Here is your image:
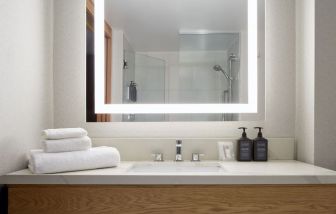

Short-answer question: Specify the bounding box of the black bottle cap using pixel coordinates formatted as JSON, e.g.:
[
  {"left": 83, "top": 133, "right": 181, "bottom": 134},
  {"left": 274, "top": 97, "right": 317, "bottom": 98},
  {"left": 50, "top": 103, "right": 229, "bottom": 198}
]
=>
[
  {"left": 254, "top": 127, "right": 263, "bottom": 137},
  {"left": 238, "top": 127, "right": 247, "bottom": 138}
]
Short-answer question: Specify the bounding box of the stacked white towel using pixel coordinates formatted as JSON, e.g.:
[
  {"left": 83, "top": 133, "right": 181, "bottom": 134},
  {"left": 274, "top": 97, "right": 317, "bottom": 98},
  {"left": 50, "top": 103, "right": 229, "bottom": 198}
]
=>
[
  {"left": 42, "top": 128, "right": 88, "bottom": 140},
  {"left": 42, "top": 136, "right": 92, "bottom": 153},
  {"left": 42, "top": 128, "right": 91, "bottom": 153},
  {"left": 28, "top": 147, "right": 120, "bottom": 174},
  {"left": 28, "top": 128, "right": 121, "bottom": 174}
]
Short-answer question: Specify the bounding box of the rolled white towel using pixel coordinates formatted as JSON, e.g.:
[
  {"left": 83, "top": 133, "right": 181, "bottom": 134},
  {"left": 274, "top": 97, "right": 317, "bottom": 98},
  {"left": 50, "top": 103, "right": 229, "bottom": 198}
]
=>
[
  {"left": 28, "top": 147, "right": 120, "bottom": 174},
  {"left": 42, "top": 128, "right": 87, "bottom": 140},
  {"left": 42, "top": 136, "right": 92, "bottom": 153}
]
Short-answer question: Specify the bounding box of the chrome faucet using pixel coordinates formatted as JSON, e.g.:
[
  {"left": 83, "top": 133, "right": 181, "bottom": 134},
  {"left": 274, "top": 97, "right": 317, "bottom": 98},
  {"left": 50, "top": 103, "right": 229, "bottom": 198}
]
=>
[
  {"left": 191, "top": 153, "right": 204, "bottom": 162},
  {"left": 152, "top": 153, "right": 164, "bottom": 162},
  {"left": 175, "top": 140, "right": 183, "bottom": 161}
]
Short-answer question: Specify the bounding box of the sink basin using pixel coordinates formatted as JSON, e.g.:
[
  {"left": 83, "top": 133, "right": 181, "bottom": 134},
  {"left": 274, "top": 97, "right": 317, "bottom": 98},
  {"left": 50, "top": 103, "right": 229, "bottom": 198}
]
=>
[{"left": 128, "top": 162, "right": 225, "bottom": 173}]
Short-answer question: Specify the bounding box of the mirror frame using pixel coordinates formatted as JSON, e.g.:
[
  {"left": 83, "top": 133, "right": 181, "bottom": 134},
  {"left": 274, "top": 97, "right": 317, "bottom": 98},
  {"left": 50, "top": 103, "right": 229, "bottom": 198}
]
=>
[{"left": 94, "top": 0, "right": 258, "bottom": 114}]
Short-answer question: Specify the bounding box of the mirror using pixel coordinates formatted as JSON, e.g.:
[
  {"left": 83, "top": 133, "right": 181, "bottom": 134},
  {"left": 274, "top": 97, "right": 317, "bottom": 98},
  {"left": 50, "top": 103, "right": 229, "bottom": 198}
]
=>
[{"left": 86, "top": 0, "right": 265, "bottom": 122}]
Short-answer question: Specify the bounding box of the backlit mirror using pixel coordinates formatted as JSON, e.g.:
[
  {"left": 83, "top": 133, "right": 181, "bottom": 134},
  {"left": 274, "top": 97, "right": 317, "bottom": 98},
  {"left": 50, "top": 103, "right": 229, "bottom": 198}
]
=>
[{"left": 86, "top": 0, "right": 265, "bottom": 122}]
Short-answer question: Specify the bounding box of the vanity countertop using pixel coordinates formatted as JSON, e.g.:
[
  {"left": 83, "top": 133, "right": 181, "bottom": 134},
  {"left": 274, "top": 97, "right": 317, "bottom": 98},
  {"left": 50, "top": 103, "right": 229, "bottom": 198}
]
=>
[{"left": 1, "top": 160, "right": 336, "bottom": 185}]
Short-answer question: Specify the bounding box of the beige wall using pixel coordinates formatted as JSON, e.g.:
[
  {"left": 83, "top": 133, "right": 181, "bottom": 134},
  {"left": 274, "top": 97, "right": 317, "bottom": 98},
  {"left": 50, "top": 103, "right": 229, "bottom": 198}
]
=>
[
  {"left": 295, "top": 0, "right": 315, "bottom": 164},
  {"left": 295, "top": 0, "right": 336, "bottom": 170},
  {"left": 53, "top": 0, "right": 296, "bottom": 139},
  {"left": 315, "top": 0, "right": 336, "bottom": 170},
  {"left": 0, "top": 0, "right": 54, "bottom": 175},
  {"left": 53, "top": 0, "right": 86, "bottom": 129},
  {"left": 264, "top": 0, "right": 296, "bottom": 137}
]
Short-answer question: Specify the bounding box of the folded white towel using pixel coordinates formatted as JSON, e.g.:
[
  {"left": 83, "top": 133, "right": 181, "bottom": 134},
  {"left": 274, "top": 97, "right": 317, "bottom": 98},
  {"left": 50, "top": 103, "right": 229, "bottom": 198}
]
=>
[
  {"left": 42, "top": 128, "right": 88, "bottom": 140},
  {"left": 42, "top": 136, "right": 92, "bottom": 153},
  {"left": 28, "top": 147, "right": 120, "bottom": 174}
]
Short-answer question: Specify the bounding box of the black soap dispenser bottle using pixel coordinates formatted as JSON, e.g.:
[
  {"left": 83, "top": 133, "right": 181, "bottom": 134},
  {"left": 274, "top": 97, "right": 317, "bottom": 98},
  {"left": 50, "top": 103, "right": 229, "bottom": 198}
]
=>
[
  {"left": 253, "top": 127, "right": 268, "bottom": 161},
  {"left": 237, "top": 127, "right": 253, "bottom": 161}
]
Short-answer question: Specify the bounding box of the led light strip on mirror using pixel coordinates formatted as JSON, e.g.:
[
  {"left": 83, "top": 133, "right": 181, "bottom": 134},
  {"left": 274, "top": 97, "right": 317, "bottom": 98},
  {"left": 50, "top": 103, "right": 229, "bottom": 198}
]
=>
[{"left": 94, "top": 0, "right": 258, "bottom": 114}]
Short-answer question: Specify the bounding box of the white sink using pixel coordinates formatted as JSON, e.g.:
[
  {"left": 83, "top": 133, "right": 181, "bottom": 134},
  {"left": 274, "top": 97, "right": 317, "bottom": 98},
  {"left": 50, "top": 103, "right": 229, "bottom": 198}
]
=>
[{"left": 128, "top": 162, "right": 225, "bottom": 173}]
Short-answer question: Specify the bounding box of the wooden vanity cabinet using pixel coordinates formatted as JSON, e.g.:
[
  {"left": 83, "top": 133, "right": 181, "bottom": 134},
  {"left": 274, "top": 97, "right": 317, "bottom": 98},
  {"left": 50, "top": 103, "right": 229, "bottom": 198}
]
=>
[{"left": 7, "top": 184, "right": 336, "bottom": 214}]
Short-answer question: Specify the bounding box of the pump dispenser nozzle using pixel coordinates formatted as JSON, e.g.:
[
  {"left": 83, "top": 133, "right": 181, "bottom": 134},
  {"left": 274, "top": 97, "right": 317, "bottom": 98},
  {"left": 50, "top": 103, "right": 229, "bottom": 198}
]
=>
[
  {"left": 254, "top": 127, "right": 263, "bottom": 137},
  {"left": 253, "top": 127, "right": 268, "bottom": 161},
  {"left": 237, "top": 127, "right": 253, "bottom": 161},
  {"left": 238, "top": 127, "right": 247, "bottom": 138}
]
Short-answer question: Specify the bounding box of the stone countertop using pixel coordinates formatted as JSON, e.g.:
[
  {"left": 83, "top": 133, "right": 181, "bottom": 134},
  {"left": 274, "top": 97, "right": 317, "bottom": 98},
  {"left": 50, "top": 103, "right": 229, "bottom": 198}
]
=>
[{"left": 1, "top": 160, "right": 336, "bottom": 185}]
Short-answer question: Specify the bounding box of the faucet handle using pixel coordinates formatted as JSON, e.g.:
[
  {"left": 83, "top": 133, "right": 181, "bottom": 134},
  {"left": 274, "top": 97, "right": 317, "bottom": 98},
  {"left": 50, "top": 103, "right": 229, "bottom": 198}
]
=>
[
  {"left": 191, "top": 153, "right": 205, "bottom": 162},
  {"left": 152, "top": 153, "right": 164, "bottom": 162}
]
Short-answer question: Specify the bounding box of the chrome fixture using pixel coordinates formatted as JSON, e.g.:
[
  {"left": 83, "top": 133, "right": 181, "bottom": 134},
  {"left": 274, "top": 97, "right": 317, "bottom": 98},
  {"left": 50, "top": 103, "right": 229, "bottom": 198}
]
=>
[
  {"left": 152, "top": 153, "right": 164, "bottom": 162},
  {"left": 213, "top": 54, "right": 240, "bottom": 121},
  {"left": 228, "top": 53, "right": 240, "bottom": 91},
  {"left": 228, "top": 53, "right": 240, "bottom": 62},
  {"left": 227, "top": 53, "right": 240, "bottom": 103},
  {"left": 213, "top": 64, "right": 233, "bottom": 121},
  {"left": 191, "top": 153, "right": 204, "bottom": 162},
  {"left": 175, "top": 140, "right": 183, "bottom": 161},
  {"left": 213, "top": 64, "right": 233, "bottom": 105},
  {"left": 126, "top": 114, "right": 135, "bottom": 121},
  {"left": 123, "top": 59, "right": 128, "bottom": 70},
  {"left": 213, "top": 65, "right": 232, "bottom": 81}
]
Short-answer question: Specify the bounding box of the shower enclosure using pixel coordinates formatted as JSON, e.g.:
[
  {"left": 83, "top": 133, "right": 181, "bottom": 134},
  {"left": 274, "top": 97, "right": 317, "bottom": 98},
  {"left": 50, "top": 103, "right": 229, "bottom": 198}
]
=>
[{"left": 122, "top": 33, "right": 242, "bottom": 122}]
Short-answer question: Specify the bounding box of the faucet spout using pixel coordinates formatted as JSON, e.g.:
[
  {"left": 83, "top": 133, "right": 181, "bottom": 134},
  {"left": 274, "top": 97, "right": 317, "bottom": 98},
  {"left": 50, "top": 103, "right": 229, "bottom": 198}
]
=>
[{"left": 175, "top": 140, "right": 183, "bottom": 161}]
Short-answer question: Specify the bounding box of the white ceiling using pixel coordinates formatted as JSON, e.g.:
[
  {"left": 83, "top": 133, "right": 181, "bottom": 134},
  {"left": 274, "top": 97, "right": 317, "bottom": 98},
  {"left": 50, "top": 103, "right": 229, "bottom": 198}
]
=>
[{"left": 105, "top": 0, "right": 248, "bottom": 52}]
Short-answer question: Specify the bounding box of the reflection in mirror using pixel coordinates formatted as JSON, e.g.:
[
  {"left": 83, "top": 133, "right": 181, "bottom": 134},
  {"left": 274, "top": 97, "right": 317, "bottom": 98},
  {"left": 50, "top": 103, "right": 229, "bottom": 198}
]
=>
[{"left": 86, "top": 0, "right": 264, "bottom": 122}]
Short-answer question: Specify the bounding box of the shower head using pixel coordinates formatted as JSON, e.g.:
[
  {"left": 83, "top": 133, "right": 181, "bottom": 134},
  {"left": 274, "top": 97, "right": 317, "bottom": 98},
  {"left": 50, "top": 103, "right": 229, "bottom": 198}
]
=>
[
  {"left": 213, "top": 65, "right": 232, "bottom": 81},
  {"left": 213, "top": 65, "right": 223, "bottom": 72}
]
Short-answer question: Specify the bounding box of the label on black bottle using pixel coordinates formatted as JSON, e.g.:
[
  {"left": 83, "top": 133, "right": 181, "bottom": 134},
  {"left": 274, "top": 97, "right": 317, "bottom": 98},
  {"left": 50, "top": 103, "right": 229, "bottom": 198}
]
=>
[
  {"left": 255, "top": 142, "right": 267, "bottom": 160},
  {"left": 239, "top": 141, "right": 252, "bottom": 160}
]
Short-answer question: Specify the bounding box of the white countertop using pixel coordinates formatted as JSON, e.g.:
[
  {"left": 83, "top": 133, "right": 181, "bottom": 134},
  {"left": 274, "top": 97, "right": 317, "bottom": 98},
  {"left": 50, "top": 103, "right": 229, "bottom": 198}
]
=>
[{"left": 1, "top": 160, "right": 336, "bottom": 185}]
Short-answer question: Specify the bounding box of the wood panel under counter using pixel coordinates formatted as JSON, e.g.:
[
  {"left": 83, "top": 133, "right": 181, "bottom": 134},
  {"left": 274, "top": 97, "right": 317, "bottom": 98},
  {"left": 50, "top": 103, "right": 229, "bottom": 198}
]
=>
[
  {"left": 7, "top": 184, "right": 336, "bottom": 214},
  {"left": 3, "top": 161, "right": 336, "bottom": 214}
]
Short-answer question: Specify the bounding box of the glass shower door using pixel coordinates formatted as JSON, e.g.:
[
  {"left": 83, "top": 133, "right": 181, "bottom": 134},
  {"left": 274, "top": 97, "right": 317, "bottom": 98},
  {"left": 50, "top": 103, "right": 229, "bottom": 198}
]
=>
[{"left": 132, "top": 54, "right": 166, "bottom": 122}]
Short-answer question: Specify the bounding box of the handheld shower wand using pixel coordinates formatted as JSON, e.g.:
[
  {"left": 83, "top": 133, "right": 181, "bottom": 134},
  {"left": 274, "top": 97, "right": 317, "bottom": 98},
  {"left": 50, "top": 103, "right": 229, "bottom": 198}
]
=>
[{"left": 213, "top": 65, "right": 233, "bottom": 81}]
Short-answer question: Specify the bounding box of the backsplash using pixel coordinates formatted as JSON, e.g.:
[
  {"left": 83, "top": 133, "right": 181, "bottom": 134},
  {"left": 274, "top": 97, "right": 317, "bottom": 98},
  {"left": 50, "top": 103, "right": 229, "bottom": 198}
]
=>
[{"left": 93, "top": 138, "right": 295, "bottom": 161}]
